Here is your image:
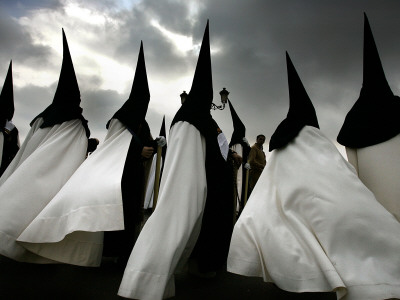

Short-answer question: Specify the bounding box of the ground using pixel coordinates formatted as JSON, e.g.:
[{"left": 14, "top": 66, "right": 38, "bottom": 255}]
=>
[{"left": 0, "top": 255, "right": 336, "bottom": 300}]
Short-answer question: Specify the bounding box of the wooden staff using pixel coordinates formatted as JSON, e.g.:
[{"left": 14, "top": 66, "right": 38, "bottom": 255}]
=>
[
  {"left": 152, "top": 145, "right": 162, "bottom": 211},
  {"left": 243, "top": 168, "right": 250, "bottom": 206}
]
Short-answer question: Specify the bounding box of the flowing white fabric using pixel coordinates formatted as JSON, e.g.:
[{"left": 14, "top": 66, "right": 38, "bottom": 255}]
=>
[
  {"left": 17, "top": 119, "right": 131, "bottom": 266},
  {"left": 227, "top": 126, "right": 400, "bottom": 300},
  {"left": 0, "top": 118, "right": 88, "bottom": 263},
  {"left": 118, "top": 121, "right": 207, "bottom": 300},
  {"left": 346, "top": 134, "right": 400, "bottom": 221},
  {"left": 0, "top": 118, "right": 44, "bottom": 185}
]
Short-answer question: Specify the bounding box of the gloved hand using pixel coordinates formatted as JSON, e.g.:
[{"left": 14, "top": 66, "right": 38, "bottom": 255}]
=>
[
  {"left": 4, "top": 120, "right": 15, "bottom": 134},
  {"left": 242, "top": 137, "right": 250, "bottom": 147},
  {"left": 155, "top": 136, "right": 167, "bottom": 147},
  {"left": 244, "top": 163, "right": 251, "bottom": 170}
]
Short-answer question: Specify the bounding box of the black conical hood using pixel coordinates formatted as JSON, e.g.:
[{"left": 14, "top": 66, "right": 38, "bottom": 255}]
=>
[
  {"left": 187, "top": 20, "right": 213, "bottom": 110},
  {"left": 159, "top": 115, "right": 166, "bottom": 137},
  {"left": 0, "top": 61, "right": 14, "bottom": 127},
  {"left": 269, "top": 52, "right": 319, "bottom": 151},
  {"left": 228, "top": 100, "right": 246, "bottom": 147},
  {"left": 30, "top": 29, "right": 89, "bottom": 137},
  {"left": 171, "top": 20, "right": 215, "bottom": 136},
  {"left": 52, "top": 29, "right": 81, "bottom": 106},
  {"left": 110, "top": 41, "right": 150, "bottom": 132},
  {"left": 337, "top": 14, "right": 400, "bottom": 148},
  {"left": 362, "top": 13, "right": 392, "bottom": 96}
]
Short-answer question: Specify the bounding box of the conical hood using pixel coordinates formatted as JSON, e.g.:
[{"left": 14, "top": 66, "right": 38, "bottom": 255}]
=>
[
  {"left": 362, "top": 13, "right": 392, "bottom": 96},
  {"left": 171, "top": 20, "right": 215, "bottom": 135},
  {"left": 269, "top": 52, "right": 319, "bottom": 151},
  {"left": 337, "top": 14, "right": 400, "bottom": 148},
  {"left": 228, "top": 100, "right": 246, "bottom": 147},
  {"left": 0, "top": 61, "right": 14, "bottom": 127},
  {"left": 30, "top": 29, "right": 89, "bottom": 137},
  {"left": 52, "top": 28, "right": 81, "bottom": 107},
  {"left": 110, "top": 41, "right": 150, "bottom": 132},
  {"left": 187, "top": 20, "right": 213, "bottom": 110},
  {"left": 159, "top": 115, "right": 166, "bottom": 137}
]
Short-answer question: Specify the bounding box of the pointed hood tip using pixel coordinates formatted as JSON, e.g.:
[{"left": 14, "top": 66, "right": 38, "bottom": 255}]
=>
[
  {"left": 0, "top": 59, "right": 15, "bottom": 123},
  {"left": 186, "top": 20, "right": 213, "bottom": 108},
  {"left": 337, "top": 13, "right": 398, "bottom": 148},
  {"left": 269, "top": 53, "right": 319, "bottom": 151},
  {"left": 110, "top": 41, "right": 150, "bottom": 132},
  {"left": 52, "top": 28, "right": 81, "bottom": 107},
  {"left": 228, "top": 99, "right": 246, "bottom": 147},
  {"left": 362, "top": 12, "right": 392, "bottom": 95}
]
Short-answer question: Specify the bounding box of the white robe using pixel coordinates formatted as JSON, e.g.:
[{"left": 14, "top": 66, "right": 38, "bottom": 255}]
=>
[
  {"left": 0, "top": 118, "right": 88, "bottom": 263},
  {"left": 17, "top": 119, "right": 132, "bottom": 267},
  {"left": 227, "top": 126, "right": 400, "bottom": 300},
  {"left": 346, "top": 134, "right": 400, "bottom": 221},
  {"left": 118, "top": 121, "right": 207, "bottom": 300},
  {"left": 0, "top": 118, "right": 45, "bottom": 185}
]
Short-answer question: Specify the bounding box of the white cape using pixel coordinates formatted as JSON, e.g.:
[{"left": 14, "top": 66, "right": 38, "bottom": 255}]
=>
[
  {"left": 17, "top": 119, "right": 131, "bottom": 267},
  {"left": 118, "top": 121, "right": 207, "bottom": 300},
  {"left": 0, "top": 118, "right": 46, "bottom": 185},
  {"left": 346, "top": 134, "right": 400, "bottom": 221},
  {"left": 0, "top": 118, "right": 88, "bottom": 263},
  {"left": 227, "top": 126, "right": 400, "bottom": 300}
]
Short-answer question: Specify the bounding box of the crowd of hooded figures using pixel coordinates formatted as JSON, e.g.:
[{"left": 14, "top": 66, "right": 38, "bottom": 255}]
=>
[{"left": 0, "top": 13, "right": 400, "bottom": 300}]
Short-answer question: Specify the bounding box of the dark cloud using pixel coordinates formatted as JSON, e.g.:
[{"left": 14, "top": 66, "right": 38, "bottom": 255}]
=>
[
  {"left": 1, "top": 0, "right": 400, "bottom": 151},
  {"left": 0, "top": 0, "right": 63, "bottom": 17},
  {"left": 0, "top": 12, "right": 54, "bottom": 69},
  {"left": 198, "top": 0, "right": 400, "bottom": 144}
]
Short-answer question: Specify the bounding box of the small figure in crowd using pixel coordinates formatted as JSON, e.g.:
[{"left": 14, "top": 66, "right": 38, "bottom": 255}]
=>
[{"left": 248, "top": 134, "right": 266, "bottom": 195}]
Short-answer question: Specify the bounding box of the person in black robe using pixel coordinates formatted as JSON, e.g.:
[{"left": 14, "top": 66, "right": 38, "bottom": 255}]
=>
[
  {"left": 102, "top": 42, "right": 163, "bottom": 267},
  {"left": 171, "top": 21, "right": 234, "bottom": 275},
  {"left": 0, "top": 61, "right": 19, "bottom": 177}
]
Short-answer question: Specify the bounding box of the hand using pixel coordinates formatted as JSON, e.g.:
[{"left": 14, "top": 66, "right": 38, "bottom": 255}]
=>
[
  {"left": 232, "top": 152, "right": 243, "bottom": 165},
  {"left": 4, "top": 120, "right": 15, "bottom": 134},
  {"left": 155, "top": 136, "right": 167, "bottom": 147},
  {"left": 244, "top": 163, "right": 251, "bottom": 170},
  {"left": 141, "top": 146, "right": 154, "bottom": 158}
]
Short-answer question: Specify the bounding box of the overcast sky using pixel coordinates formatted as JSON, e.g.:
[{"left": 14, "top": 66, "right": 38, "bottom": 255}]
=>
[{"left": 1, "top": 0, "right": 400, "bottom": 158}]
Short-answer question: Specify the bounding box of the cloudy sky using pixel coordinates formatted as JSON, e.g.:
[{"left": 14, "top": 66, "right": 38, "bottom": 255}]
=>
[{"left": 1, "top": 0, "right": 400, "bottom": 158}]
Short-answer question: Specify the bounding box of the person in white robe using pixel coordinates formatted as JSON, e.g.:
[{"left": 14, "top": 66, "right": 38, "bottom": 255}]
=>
[
  {"left": 337, "top": 14, "right": 400, "bottom": 221},
  {"left": 118, "top": 21, "right": 235, "bottom": 299},
  {"left": 227, "top": 52, "right": 400, "bottom": 300},
  {"left": 17, "top": 42, "right": 165, "bottom": 267},
  {"left": 0, "top": 29, "right": 92, "bottom": 263},
  {"left": 0, "top": 61, "right": 19, "bottom": 177}
]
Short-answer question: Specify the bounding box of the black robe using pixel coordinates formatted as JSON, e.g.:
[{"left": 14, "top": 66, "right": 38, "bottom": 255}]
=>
[
  {"left": 103, "top": 122, "right": 156, "bottom": 263},
  {"left": 0, "top": 127, "right": 19, "bottom": 177}
]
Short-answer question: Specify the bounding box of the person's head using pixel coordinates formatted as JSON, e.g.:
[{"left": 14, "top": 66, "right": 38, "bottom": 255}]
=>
[{"left": 256, "top": 134, "right": 266, "bottom": 146}]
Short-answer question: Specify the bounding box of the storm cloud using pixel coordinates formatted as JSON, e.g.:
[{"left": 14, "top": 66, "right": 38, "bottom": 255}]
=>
[{"left": 1, "top": 0, "right": 400, "bottom": 158}]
